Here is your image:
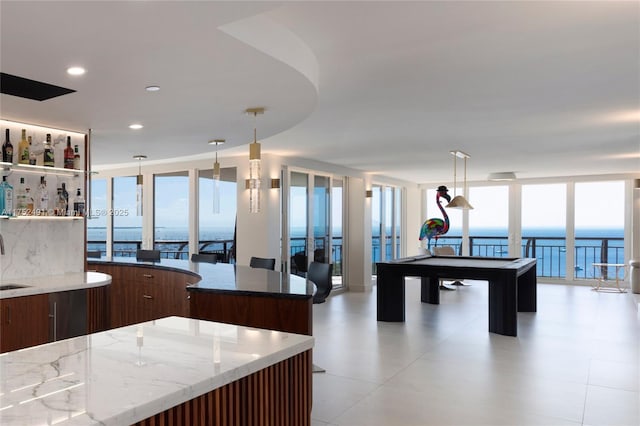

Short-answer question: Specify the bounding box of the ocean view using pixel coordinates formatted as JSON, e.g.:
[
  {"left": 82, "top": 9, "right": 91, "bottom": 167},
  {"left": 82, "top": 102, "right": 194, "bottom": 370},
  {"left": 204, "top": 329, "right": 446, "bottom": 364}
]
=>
[{"left": 87, "top": 226, "right": 624, "bottom": 280}]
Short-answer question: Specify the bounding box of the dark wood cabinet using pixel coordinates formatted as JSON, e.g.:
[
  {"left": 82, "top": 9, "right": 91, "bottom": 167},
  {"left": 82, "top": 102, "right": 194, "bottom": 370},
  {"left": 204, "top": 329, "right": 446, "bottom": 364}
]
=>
[
  {"left": 90, "top": 263, "right": 194, "bottom": 329},
  {"left": 0, "top": 294, "right": 50, "bottom": 353}
]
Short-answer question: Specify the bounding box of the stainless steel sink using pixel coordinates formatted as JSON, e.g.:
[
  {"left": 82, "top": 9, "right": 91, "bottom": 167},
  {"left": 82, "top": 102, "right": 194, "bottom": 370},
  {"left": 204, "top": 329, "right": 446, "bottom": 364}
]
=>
[{"left": 0, "top": 284, "right": 31, "bottom": 291}]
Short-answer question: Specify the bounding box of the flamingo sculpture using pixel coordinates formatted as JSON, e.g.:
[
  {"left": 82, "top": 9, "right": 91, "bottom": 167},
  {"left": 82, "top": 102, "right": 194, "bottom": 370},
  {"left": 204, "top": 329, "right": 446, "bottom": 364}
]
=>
[{"left": 419, "top": 185, "right": 451, "bottom": 250}]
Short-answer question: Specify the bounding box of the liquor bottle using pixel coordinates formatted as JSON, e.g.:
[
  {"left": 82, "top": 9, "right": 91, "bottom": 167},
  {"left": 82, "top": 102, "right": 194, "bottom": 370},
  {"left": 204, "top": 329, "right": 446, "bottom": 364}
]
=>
[
  {"left": 73, "top": 187, "right": 85, "bottom": 217},
  {"left": 73, "top": 145, "right": 81, "bottom": 169},
  {"left": 0, "top": 176, "right": 14, "bottom": 216},
  {"left": 2, "top": 129, "right": 14, "bottom": 163},
  {"left": 43, "top": 134, "right": 55, "bottom": 167},
  {"left": 38, "top": 176, "right": 49, "bottom": 215},
  {"left": 64, "top": 137, "right": 74, "bottom": 169},
  {"left": 25, "top": 186, "right": 34, "bottom": 214},
  {"left": 18, "top": 129, "right": 29, "bottom": 164},
  {"left": 15, "top": 177, "right": 28, "bottom": 215},
  {"left": 28, "top": 136, "right": 37, "bottom": 165},
  {"left": 55, "top": 187, "right": 65, "bottom": 216},
  {"left": 61, "top": 182, "right": 69, "bottom": 215}
]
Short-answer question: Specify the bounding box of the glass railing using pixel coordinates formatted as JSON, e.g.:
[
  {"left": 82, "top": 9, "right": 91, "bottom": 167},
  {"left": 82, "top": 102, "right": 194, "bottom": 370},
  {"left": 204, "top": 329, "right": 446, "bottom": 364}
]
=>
[{"left": 403, "top": 235, "right": 624, "bottom": 279}]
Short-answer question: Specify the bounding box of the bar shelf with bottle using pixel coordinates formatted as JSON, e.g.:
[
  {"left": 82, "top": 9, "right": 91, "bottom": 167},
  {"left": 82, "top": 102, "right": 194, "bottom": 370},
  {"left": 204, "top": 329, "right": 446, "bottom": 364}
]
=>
[
  {"left": 1, "top": 120, "right": 87, "bottom": 219},
  {"left": 0, "top": 161, "right": 84, "bottom": 176}
]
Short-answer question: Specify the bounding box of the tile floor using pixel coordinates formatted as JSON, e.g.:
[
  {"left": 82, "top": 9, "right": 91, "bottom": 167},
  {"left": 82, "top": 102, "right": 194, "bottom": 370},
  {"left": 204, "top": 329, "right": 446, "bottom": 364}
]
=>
[{"left": 310, "top": 279, "right": 639, "bottom": 426}]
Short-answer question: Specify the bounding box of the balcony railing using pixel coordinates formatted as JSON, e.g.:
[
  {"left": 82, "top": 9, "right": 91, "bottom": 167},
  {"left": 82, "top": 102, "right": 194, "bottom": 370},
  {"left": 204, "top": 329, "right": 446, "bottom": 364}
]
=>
[
  {"left": 402, "top": 235, "right": 624, "bottom": 279},
  {"left": 88, "top": 236, "right": 345, "bottom": 275},
  {"left": 90, "top": 234, "right": 623, "bottom": 280}
]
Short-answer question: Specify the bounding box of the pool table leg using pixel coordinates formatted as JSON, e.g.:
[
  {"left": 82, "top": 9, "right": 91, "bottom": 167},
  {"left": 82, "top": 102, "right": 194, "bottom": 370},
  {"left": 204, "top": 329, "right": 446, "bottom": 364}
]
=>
[
  {"left": 376, "top": 270, "right": 406, "bottom": 321},
  {"left": 488, "top": 277, "right": 518, "bottom": 336},
  {"left": 420, "top": 276, "right": 440, "bottom": 304},
  {"left": 517, "top": 266, "right": 537, "bottom": 312}
]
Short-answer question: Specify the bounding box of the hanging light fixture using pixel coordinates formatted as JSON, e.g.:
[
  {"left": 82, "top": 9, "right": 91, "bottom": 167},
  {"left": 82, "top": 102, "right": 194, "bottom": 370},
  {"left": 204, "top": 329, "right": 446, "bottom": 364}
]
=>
[
  {"left": 208, "top": 139, "right": 225, "bottom": 214},
  {"left": 245, "top": 107, "right": 265, "bottom": 213},
  {"left": 133, "top": 155, "right": 147, "bottom": 216},
  {"left": 446, "top": 150, "right": 474, "bottom": 209}
]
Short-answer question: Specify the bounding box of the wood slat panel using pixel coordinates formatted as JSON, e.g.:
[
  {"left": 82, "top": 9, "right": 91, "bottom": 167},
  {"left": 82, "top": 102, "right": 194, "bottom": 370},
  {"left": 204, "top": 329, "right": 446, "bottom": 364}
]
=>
[
  {"left": 86, "top": 285, "right": 110, "bottom": 333},
  {"left": 134, "top": 350, "right": 311, "bottom": 426}
]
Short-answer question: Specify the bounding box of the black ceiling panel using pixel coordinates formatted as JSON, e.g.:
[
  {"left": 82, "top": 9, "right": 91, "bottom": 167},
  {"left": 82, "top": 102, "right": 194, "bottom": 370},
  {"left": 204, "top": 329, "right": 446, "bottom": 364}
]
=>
[{"left": 0, "top": 72, "right": 76, "bottom": 101}]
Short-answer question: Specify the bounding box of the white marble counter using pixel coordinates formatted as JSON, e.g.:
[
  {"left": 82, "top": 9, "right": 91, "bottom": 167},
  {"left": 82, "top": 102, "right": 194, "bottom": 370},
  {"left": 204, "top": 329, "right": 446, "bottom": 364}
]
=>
[
  {"left": 0, "top": 316, "right": 314, "bottom": 425},
  {"left": 0, "top": 271, "right": 112, "bottom": 299}
]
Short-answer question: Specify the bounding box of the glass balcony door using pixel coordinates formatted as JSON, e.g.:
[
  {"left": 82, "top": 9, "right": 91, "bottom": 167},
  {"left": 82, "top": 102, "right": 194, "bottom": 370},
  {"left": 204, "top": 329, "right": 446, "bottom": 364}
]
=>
[{"left": 285, "top": 169, "right": 343, "bottom": 288}]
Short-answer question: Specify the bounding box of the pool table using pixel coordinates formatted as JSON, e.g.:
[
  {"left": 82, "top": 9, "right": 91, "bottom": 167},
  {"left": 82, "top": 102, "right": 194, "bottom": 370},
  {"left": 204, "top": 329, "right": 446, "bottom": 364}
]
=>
[{"left": 376, "top": 255, "right": 537, "bottom": 336}]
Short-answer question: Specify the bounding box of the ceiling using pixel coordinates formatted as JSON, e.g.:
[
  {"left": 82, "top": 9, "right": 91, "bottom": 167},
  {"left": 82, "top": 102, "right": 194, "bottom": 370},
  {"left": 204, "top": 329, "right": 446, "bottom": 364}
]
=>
[{"left": 1, "top": 1, "right": 638, "bottom": 184}]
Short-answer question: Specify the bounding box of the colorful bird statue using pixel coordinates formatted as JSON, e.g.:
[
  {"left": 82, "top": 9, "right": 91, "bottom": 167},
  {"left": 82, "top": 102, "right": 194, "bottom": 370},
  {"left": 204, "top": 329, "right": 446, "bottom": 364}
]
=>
[{"left": 419, "top": 185, "right": 451, "bottom": 250}]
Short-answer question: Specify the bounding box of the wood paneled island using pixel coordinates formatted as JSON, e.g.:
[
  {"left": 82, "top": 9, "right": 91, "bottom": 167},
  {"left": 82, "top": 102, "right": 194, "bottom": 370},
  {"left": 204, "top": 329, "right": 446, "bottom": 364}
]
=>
[{"left": 0, "top": 316, "right": 313, "bottom": 425}]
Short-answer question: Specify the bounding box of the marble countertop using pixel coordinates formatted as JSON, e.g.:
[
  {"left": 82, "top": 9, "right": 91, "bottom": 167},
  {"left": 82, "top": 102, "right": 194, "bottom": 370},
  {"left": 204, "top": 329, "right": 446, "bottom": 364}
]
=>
[
  {"left": 0, "top": 316, "right": 314, "bottom": 425},
  {"left": 90, "top": 257, "right": 315, "bottom": 299},
  {"left": 0, "top": 271, "right": 112, "bottom": 299}
]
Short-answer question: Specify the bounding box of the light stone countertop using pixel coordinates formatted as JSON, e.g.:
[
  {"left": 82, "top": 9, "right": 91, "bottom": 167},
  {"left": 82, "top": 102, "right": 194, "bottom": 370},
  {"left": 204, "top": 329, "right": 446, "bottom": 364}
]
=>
[
  {"left": 0, "top": 271, "right": 112, "bottom": 299},
  {"left": 0, "top": 316, "right": 314, "bottom": 425}
]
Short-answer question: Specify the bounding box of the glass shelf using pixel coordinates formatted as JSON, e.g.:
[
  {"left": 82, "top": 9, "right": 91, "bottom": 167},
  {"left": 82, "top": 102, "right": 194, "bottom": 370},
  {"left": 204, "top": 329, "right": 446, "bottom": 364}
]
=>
[{"left": 0, "top": 162, "right": 84, "bottom": 177}]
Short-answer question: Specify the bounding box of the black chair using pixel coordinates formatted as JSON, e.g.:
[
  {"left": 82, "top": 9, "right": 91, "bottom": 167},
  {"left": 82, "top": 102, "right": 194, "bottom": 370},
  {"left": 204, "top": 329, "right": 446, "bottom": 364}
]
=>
[
  {"left": 136, "top": 249, "right": 161, "bottom": 262},
  {"left": 191, "top": 253, "right": 217, "bottom": 264},
  {"left": 87, "top": 250, "right": 101, "bottom": 258},
  {"left": 249, "top": 256, "right": 276, "bottom": 270},
  {"left": 291, "top": 251, "right": 308, "bottom": 276},
  {"left": 308, "top": 261, "right": 333, "bottom": 304},
  {"left": 307, "top": 261, "right": 333, "bottom": 373}
]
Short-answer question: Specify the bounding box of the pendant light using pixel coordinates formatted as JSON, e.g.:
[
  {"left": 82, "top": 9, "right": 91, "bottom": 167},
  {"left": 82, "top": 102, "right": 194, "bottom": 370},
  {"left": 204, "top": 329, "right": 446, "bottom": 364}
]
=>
[
  {"left": 446, "top": 150, "right": 474, "bottom": 209},
  {"left": 246, "top": 107, "right": 265, "bottom": 213},
  {"left": 208, "top": 139, "right": 225, "bottom": 214},
  {"left": 133, "top": 155, "right": 147, "bottom": 216}
]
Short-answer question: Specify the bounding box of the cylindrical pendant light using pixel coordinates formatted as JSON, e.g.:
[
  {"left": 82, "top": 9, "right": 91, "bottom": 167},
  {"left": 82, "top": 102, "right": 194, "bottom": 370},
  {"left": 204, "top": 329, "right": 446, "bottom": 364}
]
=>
[
  {"left": 245, "top": 107, "right": 265, "bottom": 213},
  {"left": 208, "top": 139, "right": 225, "bottom": 214},
  {"left": 133, "top": 155, "right": 147, "bottom": 216}
]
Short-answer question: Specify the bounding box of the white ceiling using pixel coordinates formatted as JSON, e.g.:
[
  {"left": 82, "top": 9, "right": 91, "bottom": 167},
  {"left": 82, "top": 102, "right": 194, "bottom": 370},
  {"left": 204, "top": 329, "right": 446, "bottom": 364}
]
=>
[{"left": 1, "top": 1, "right": 638, "bottom": 183}]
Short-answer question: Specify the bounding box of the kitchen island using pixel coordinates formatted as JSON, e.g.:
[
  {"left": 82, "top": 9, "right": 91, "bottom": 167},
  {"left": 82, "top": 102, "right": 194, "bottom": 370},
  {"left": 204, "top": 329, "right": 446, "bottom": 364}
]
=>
[{"left": 0, "top": 316, "right": 314, "bottom": 425}]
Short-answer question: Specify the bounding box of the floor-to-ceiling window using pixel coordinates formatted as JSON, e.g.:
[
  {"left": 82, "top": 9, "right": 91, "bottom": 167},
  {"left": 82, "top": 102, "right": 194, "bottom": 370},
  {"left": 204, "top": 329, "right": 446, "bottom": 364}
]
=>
[
  {"left": 522, "top": 183, "right": 567, "bottom": 278},
  {"left": 153, "top": 172, "right": 189, "bottom": 259},
  {"left": 199, "top": 168, "right": 237, "bottom": 262},
  {"left": 289, "top": 171, "right": 309, "bottom": 275},
  {"left": 469, "top": 185, "right": 509, "bottom": 256},
  {"left": 313, "top": 175, "right": 330, "bottom": 263},
  {"left": 113, "top": 176, "right": 142, "bottom": 257},
  {"left": 575, "top": 180, "right": 625, "bottom": 279},
  {"left": 372, "top": 184, "right": 403, "bottom": 272},
  {"left": 332, "top": 178, "right": 344, "bottom": 287},
  {"left": 371, "top": 185, "right": 382, "bottom": 273},
  {"left": 87, "top": 178, "right": 107, "bottom": 255}
]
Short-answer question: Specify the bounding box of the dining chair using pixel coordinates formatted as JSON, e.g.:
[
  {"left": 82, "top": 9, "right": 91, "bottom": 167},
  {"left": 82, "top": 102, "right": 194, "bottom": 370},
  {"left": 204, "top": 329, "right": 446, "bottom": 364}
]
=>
[
  {"left": 136, "top": 249, "right": 161, "bottom": 262},
  {"left": 249, "top": 256, "right": 276, "bottom": 270},
  {"left": 191, "top": 253, "right": 218, "bottom": 264}
]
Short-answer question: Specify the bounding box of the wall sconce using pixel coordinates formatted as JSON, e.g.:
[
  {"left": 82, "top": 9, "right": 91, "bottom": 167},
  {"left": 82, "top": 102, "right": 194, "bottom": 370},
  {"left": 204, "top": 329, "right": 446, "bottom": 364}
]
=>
[
  {"left": 270, "top": 178, "right": 280, "bottom": 189},
  {"left": 446, "top": 150, "right": 474, "bottom": 209},
  {"left": 365, "top": 190, "right": 373, "bottom": 198},
  {"left": 246, "top": 107, "right": 265, "bottom": 213},
  {"left": 133, "top": 155, "right": 147, "bottom": 216},
  {"left": 208, "top": 139, "right": 225, "bottom": 214}
]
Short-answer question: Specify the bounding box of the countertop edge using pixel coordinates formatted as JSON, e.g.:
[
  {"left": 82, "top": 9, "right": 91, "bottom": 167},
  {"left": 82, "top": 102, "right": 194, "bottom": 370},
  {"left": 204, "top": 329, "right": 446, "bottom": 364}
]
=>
[{"left": 0, "top": 272, "right": 112, "bottom": 299}]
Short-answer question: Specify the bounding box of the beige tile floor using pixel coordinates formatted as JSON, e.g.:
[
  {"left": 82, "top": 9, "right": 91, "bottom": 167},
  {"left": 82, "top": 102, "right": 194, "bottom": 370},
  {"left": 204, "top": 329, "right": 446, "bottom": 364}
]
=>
[{"left": 310, "top": 279, "right": 639, "bottom": 426}]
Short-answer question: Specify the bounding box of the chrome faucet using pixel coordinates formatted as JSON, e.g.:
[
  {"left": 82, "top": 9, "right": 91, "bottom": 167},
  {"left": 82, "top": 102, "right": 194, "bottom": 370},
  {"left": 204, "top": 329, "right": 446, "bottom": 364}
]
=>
[{"left": 0, "top": 233, "right": 4, "bottom": 255}]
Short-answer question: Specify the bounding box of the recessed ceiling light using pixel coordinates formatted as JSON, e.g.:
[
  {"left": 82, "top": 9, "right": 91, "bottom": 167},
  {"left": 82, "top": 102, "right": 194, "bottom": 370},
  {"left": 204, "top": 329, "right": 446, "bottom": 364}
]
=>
[
  {"left": 129, "top": 124, "right": 143, "bottom": 130},
  {"left": 145, "top": 85, "right": 160, "bottom": 92},
  {"left": 66, "top": 67, "right": 86, "bottom": 76}
]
